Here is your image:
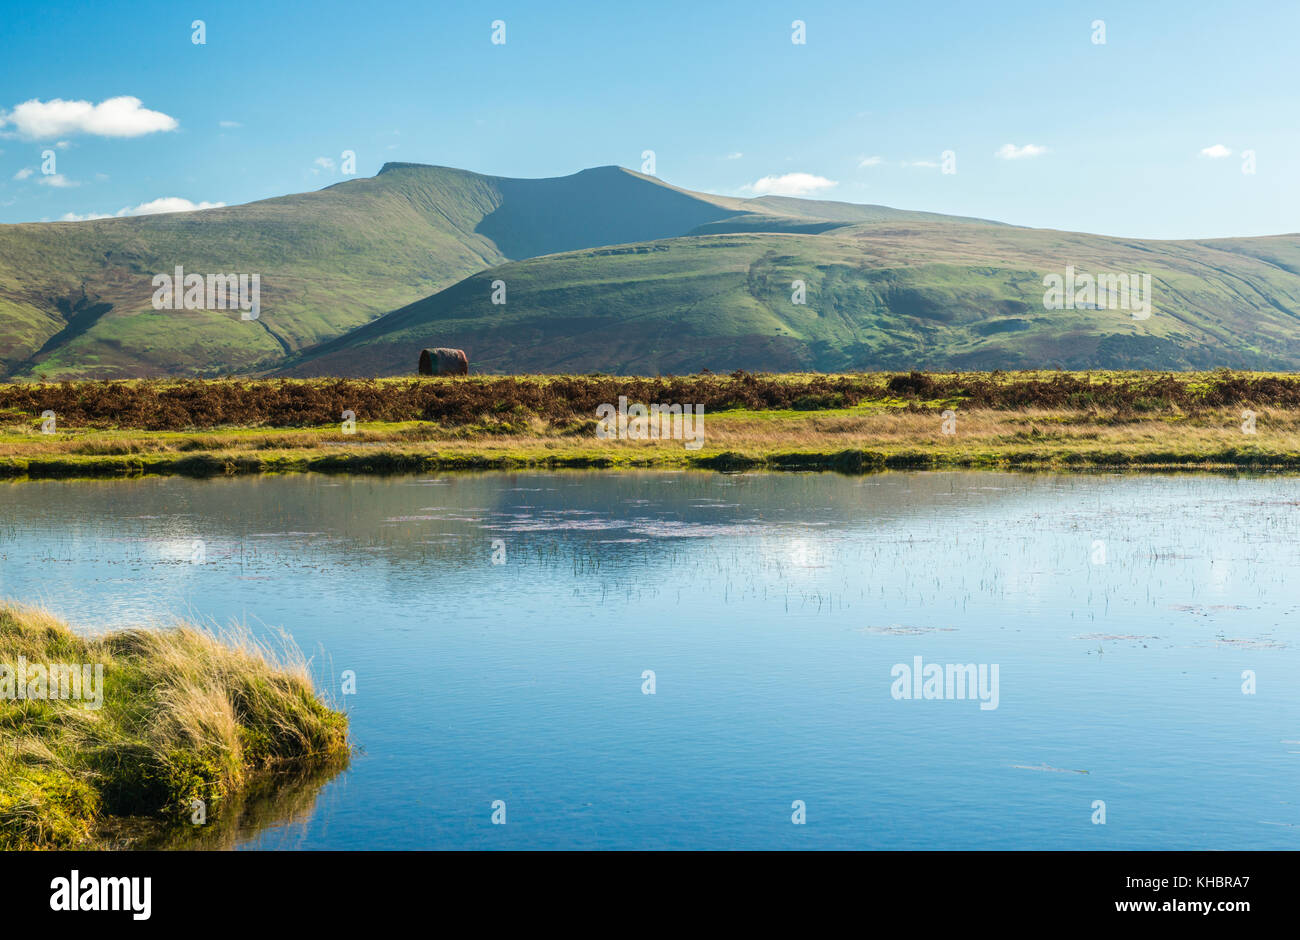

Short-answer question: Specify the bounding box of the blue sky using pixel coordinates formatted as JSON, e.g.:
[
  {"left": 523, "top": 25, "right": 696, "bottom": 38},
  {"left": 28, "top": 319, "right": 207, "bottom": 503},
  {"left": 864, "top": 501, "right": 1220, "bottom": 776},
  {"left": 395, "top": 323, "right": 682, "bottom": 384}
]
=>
[{"left": 0, "top": 0, "right": 1295, "bottom": 238}]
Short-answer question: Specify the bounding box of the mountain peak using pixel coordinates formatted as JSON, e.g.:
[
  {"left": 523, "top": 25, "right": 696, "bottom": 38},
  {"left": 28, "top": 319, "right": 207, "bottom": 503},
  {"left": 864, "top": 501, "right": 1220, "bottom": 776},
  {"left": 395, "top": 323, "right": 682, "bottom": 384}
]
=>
[
  {"left": 376, "top": 161, "right": 632, "bottom": 180},
  {"left": 377, "top": 161, "right": 450, "bottom": 175}
]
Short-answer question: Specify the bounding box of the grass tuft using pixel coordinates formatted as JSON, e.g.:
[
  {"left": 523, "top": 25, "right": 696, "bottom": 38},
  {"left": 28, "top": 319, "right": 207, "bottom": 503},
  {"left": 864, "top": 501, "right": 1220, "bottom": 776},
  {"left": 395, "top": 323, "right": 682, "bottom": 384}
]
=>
[{"left": 0, "top": 603, "right": 348, "bottom": 849}]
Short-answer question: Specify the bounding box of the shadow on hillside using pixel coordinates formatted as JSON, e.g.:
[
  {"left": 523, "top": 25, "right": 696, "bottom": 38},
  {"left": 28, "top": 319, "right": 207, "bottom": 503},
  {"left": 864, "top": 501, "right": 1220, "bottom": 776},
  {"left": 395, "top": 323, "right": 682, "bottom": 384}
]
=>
[{"left": 476, "top": 165, "right": 735, "bottom": 259}]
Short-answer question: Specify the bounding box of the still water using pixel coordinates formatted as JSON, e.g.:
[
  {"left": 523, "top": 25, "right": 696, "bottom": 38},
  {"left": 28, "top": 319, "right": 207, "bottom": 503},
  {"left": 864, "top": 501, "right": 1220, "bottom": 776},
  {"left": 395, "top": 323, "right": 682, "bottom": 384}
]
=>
[{"left": 1, "top": 470, "right": 1297, "bottom": 849}]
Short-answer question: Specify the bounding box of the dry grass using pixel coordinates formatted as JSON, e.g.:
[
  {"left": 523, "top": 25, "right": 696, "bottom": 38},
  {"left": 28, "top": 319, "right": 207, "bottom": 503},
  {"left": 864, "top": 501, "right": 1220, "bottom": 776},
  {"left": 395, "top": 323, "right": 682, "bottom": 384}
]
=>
[
  {"left": 2, "top": 404, "right": 1296, "bottom": 476},
  {"left": 3, "top": 371, "right": 1299, "bottom": 476},
  {"left": 0, "top": 603, "right": 348, "bottom": 849},
  {"left": 4, "top": 370, "right": 1300, "bottom": 431}
]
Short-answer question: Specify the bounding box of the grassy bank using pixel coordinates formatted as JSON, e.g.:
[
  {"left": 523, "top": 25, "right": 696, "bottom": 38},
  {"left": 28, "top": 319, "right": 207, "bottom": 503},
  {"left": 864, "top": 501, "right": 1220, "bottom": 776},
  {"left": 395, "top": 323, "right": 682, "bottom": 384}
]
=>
[
  {"left": 3, "top": 371, "right": 1300, "bottom": 477},
  {"left": 0, "top": 604, "right": 348, "bottom": 850}
]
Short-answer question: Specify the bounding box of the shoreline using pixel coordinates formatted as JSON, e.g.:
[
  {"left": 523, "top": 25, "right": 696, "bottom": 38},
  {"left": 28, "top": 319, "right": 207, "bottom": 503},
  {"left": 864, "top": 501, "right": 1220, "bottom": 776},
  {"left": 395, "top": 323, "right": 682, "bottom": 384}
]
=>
[{"left": 5, "top": 444, "right": 1300, "bottom": 480}]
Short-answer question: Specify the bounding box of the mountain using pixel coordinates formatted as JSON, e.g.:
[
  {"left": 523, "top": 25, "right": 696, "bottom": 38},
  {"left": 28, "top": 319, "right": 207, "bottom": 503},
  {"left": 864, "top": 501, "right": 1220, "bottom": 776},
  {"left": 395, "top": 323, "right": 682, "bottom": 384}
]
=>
[
  {"left": 5, "top": 162, "right": 1299, "bottom": 379},
  {"left": 0, "top": 163, "right": 993, "bottom": 380},
  {"left": 281, "top": 219, "right": 1300, "bottom": 376}
]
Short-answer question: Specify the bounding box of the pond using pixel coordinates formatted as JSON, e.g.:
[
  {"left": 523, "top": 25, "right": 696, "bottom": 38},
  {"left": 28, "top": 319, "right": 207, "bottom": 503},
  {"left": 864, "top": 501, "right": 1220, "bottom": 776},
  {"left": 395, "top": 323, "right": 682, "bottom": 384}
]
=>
[{"left": 1, "top": 470, "right": 1296, "bottom": 849}]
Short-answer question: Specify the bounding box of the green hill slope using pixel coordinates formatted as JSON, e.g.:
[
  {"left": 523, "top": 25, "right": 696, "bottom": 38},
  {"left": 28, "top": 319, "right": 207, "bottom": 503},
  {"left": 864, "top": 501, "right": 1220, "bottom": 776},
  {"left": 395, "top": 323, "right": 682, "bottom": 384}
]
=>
[
  {"left": 6, "top": 164, "right": 913, "bottom": 380},
  {"left": 281, "top": 222, "right": 1300, "bottom": 376},
  {"left": 8, "top": 161, "right": 1299, "bottom": 379}
]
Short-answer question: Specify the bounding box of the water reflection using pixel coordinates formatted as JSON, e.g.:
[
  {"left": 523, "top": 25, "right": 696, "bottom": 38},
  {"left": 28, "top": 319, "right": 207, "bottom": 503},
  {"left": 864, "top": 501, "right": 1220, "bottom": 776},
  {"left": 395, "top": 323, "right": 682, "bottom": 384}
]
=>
[
  {"left": 101, "top": 758, "right": 351, "bottom": 850},
  {"left": 1, "top": 471, "right": 1297, "bottom": 849}
]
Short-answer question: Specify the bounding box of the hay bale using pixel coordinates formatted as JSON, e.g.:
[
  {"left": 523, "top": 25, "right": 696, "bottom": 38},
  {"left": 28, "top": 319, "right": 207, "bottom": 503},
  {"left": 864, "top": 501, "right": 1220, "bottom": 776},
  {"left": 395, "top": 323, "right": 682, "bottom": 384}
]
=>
[{"left": 418, "top": 347, "right": 469, "bottom": 376}]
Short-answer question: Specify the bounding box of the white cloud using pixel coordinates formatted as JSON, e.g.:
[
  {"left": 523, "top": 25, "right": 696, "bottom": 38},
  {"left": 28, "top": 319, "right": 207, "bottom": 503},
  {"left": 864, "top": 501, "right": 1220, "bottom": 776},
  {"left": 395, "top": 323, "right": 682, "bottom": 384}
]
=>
[
  {"left": 903, "top": 160, "right": 938, "bottom": 168},
  {"left": 741, "top": 172, "right": 837, "bottom": 196},
  {"left": 13, "top": 166, "right": 77, "bottom": 185},
  {"left": 726, "top": 152, "right": 743, "bottom": 160},
  {"left": 219, "top": 120, "right": 241, "bottom": 128},
  {"left": 858, "top": 155, "right": 884, "bottom": 167},
  {"left": 995, "top": 143, "right": 1048, "bottom": 160},
  {"left": 125, "top": 197, "right": 224, "bottom": 215},
  {"left": 314, "top": 156, "right": 335, "bottom": 169},
  {"left": 0, "top": 96, "right": 178, "bottom": 139},
  {"left": 60, "top": 197, "right": 225, "bottom": 222},
  {"left": 1200, "top": 144, "right": 1232, "bottom": 159}
]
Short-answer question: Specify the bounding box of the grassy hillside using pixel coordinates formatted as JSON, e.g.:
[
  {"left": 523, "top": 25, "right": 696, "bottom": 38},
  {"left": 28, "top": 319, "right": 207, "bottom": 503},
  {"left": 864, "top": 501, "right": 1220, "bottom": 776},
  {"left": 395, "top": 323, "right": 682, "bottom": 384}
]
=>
[
  {"left": 7, "top": 160, "right": 1300, "bottom": 379},
  {"left": 0, "top": 165, "right": 500, "bottom": 379},
  {"left": 282, "top": 222, "right": 1300, "bottom": 376},
  {"left": 4, "top": 164, "right": 902, "bottom": 380}
]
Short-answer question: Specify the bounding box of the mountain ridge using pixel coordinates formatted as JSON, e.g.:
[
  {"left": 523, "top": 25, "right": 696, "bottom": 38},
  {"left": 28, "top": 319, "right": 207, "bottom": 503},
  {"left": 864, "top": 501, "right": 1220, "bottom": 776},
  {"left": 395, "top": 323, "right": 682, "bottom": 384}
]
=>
[{"left": 2, "top": 162, "right": 1298, "bottom": 380}]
